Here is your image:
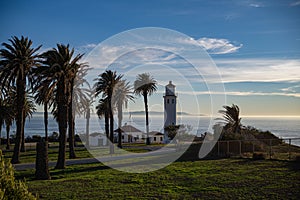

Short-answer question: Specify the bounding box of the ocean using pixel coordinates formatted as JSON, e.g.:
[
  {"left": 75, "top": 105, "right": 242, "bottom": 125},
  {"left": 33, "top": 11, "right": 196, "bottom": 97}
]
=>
[{"left": 1, "top": 113, "right": 300, "bottom": 146}]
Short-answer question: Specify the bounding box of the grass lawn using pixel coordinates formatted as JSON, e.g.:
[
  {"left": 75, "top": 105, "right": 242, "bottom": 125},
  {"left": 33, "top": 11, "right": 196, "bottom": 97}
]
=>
[
  {"left": 16, "top": 158, "right": 300, "bottom": 199},
  {"left": 1, "top": 144, "right": 151, "bottom": 163}
]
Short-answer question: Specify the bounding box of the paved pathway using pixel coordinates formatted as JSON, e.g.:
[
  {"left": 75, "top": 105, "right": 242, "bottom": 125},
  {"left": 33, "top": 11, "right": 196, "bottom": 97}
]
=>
[{"left": 13, "top": 147, "right": 176, "bottom": 171}]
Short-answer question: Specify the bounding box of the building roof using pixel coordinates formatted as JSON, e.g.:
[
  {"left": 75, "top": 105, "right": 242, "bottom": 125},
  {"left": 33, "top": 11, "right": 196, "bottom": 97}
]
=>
[
  {"left": 114, "top": 124, "right": 143, "bottom": 133},
  {"left": 149, "top": 131, "right": 164, "bottom": 136},
  {"left": 90, "top": 132, "right": 105, "bottom": 137}
]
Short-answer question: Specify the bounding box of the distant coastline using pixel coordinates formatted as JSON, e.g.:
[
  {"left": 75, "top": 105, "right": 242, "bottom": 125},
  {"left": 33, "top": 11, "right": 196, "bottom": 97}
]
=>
[{"left": 128, "top": 111, "right": 206, "bottom": 116}]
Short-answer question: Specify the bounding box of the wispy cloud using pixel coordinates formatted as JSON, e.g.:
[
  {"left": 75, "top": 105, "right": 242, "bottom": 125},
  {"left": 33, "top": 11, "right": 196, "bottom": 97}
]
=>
[
  {"left": 198, "top": 38, "right": 242, "bottom": 54},
  {"left": 81, "top": 43, "right": 97, "bottom": 49},
  {"left": 249, "top": 3, "right": 264, "bottom": 8},
  {"left": 177, "top": 37, "right": 243, "bottom": 54},
  {"left": 177, "top": 90, "right": 300, "bottom": 98},
  {"left": 215, "top": 58, "right": 300, "bottom": 83},
  {"left": 290, "top": 1, "right": 300, "bottom": 6}
]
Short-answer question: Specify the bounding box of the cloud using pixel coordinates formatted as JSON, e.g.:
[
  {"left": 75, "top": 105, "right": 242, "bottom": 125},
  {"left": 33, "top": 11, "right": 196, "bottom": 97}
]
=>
[
  {"left": 290, "top": 1, "right": 300, "bottom": 6},
  {"left": 214, "top": 58, "right": 300, "bottom": 83},
  {"left": 197, "top": 38, "right": 243, "bottom": 54},
  {"left": 177, "top": 37, "right": 243, "bottom": 54},
  {"left": 249, "top": 3, "right": 264, "bottom": 8},
  {"left": 177, "top": 90, "right": 300, "bottom": 98},
  {"left": 81, "top": 43, "right": 97, "bottom": 49}
]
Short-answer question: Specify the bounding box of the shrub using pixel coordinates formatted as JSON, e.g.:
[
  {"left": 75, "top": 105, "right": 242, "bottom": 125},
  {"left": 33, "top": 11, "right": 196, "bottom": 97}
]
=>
[
  {"left": 0, "top": 150, "right": 36, "bottom": 200},
  {"left": 295, "top": 155, "right": 300, "bottom": 163},
  {"left": 252, "top": 152, "right": 265, "bottom": 160}
]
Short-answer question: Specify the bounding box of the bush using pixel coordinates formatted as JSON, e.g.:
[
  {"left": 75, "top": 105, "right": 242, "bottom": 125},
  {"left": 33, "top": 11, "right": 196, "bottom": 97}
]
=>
[
  {"left": 0, "top": 150, "right": 36, "bottom": 200},
  {"left": 252, "top": 152, "right": 265, "bottom": 160},
  {"left": 295, "top": 155, "right": 300, "bottom": 163}
]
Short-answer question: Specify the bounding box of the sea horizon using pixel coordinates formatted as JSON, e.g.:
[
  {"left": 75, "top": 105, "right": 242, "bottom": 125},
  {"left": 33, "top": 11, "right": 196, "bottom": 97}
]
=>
[{"left": 1, "top": 112, "right": 299, "bottom": 146}]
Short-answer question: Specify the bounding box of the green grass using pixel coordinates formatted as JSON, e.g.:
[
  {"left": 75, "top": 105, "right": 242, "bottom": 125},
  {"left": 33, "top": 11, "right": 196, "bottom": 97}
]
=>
[
  {"left": 2, "top": 146, "right": 94, "bottom": 163},
  {"left": 15, "top": 159, "right": 300, "bottom": 199}
]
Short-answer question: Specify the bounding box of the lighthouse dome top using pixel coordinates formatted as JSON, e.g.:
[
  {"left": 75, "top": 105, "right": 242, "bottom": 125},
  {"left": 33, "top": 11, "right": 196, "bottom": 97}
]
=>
[{"left": 165, "top": 81, "right": 176, "bottom": 96}]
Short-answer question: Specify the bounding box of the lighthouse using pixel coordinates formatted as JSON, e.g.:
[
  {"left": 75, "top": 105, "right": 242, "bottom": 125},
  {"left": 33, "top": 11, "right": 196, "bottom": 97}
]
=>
[{"left": 163, "top": 81, "right": 177, "bottom": 141}]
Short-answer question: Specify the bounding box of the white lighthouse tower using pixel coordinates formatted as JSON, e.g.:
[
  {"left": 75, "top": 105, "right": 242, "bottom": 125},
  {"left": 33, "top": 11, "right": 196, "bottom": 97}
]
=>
[{"left": 163, "top": 81, "right": 177, "bottom": 141}]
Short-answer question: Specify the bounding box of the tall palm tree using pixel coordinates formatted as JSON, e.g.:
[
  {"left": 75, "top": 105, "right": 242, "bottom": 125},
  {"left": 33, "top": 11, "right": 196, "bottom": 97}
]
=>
[
  {"left": 134, "top": 73, "right": 157, "bottom": 145},
  {"left": 41, "top": 44, "right": 83, "bottom": 169},
  {"left": 81, "top": 87, "right": 94, "bottom": 148},
  {"left": 33, "top": 78, "right": 55, "bottom": 142},
  {"left": 0, "top": 91, "right": 14, "bottom": 147},
  {"left": 94, "top": 70, "right": 123, "bottom": 154},
  {"left": 96, "top": 97, "right": 110, "bottom": 142},
  {"left": 218, "top": 104, "right": 242, "bottom": 134},
  {"left": 113, "top": 80, "right": 134, "bottom": 148},
  {"left": 0, "top": 36, "right": 41, "bottom": 163},
  {"left": 68, "top": 64, "right": 89, "bottom": 158}
]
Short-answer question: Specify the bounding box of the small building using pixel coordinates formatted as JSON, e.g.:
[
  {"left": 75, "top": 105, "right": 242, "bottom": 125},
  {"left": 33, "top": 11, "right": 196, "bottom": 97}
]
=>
[
  {"left": 114, "top": 124, "right": 145, "bottom": 143},
  {"left": 89, "top": 132, "right": 107, "bottom": 146},
  {"left": 149, "top": 131, "right": 164, "bottom": 143}
]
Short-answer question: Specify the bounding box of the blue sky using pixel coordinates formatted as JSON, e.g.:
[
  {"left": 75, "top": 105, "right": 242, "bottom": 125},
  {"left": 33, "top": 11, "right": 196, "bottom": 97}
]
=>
[{"left": 1, "top": 0, "right": 300, "bottom": 116}]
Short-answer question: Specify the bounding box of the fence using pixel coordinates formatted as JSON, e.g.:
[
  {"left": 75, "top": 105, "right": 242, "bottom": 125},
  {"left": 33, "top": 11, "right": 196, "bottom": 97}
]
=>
[{"left": 205, "top": 138, "right": 300, "bottom": 160}]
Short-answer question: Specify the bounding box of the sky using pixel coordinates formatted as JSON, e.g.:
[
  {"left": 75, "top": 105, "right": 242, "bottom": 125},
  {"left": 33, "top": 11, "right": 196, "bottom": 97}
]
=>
[{"left": 1, "top": 0, "right": 300, "bottom": 116}]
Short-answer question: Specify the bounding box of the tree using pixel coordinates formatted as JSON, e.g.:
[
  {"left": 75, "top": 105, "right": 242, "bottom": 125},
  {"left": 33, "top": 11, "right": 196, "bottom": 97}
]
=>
[
  {"left": 0, "top": 92, "right": 14, "bottom": 148},
  {"left": 3, "top": 91, "right": 16, "bottom": 150},
  {"left": 164, "top": 125, "right": 180, "bottom": 140},
  {"left": 33, "top": 78, "right": 55, "bottom": 142},
  {"left": 68, "top": 64, "right": 89, "bottom": 158},
  {"left": 133, "top": 73, "right": 157, "bottom": 145},
  {"left": 94, "top": 70, "right": 123, "bottom": 153},
  {"left": 80, "top": 88, "right": 94, "bottom": 149},
  {"left": 218, "top": 104, "right": 242, "bottom": 134},
  {"left": 113, "top": 80, "right": 134, "bottom": 148},
  {"left": 0, "top": 36, "right": 41, "bottom": 163},
  {"left": 96, "top": 97, "right": 110, "bottom": 142},
  {"left": 41, "top": 44, "right": 83, "bottom": 169}
]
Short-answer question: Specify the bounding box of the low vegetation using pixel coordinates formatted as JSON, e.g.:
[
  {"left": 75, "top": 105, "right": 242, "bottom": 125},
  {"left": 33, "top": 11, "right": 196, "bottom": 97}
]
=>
[
  {"left": 15, "top": 158, "right": 300, "bottom": 199},
  {"left": 0, "top": 150, "right": 36, "bottom": 200}
]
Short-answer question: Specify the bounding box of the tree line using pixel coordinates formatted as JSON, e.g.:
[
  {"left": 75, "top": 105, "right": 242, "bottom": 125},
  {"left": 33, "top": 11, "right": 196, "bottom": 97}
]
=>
[{"left": 0, "top": 36, "right": 158, "bottom": 169}]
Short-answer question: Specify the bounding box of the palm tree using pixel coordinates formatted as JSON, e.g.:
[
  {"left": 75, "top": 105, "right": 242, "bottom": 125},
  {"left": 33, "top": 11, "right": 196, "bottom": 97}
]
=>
[
  {"left": 96, "top": 97, "right": 110, "bottom": 142},
  {"left": 0, "top": 36, "right": 41, "bottom": 163},
  {"left": 81, "top": 87, "right": 94, "bottom": 149},
  {"left": 113, "top": 80, "right": 134, "bottom": 148},
  {"left": 218, "top": 104, "right": 242, "bottom": 134},
  {"left": 68, "top": 64, "right": 89, "bottom": 158},
  {"left": 33, "top": 78, "right": 55, "bottom": 142},
  {"left": 134, "top": 73, "right": 157, "bottom": 145},
  {"left": 0, "top": 91, "right": 14, "bottom": 148},
  {"left": 41, "top": 44, "right": 83, "bottom": 169},
  {"left": 94, "top": 70, "right": 123, "bottom": 153}
]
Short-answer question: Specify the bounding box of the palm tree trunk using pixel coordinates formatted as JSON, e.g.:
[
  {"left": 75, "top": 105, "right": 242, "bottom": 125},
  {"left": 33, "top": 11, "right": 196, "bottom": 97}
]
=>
[
  {"left": 105, "top": 112, "right": 109, "bottom": 139},
  {"left": 68, "top": 101, "right": 76, "bottom": 159},
  {"left": 68, "top": 77, "right": 76, "bottom": 159},
  {"left": 21, "top": 111, "right": 26, "bottom": 152},
  {"left": 44, "top": 103, "right": 48, "bottom": 141},
  {"left": 117, "top": 104, "right": 123, "bottom": 148},
  {"left": 11, "top": 77, "right": 25, "bottom": 164},
  {"left": 108, "top": 97, "right": 114, "bottom": 154},
  {"left": 55, "top": 85, "right": 68, "bottom": 169},
  {"left": 85, "top": 107, "right": 90, "bottom": 148},
  {"left": 6, "top": 124, "right": 10, "bottom": 150},
  {"left": 0, "top": 121, "right": 2, "bottom": 146},
  {"left": 143, "top": 93, "right": 150, "bottom": 145}
]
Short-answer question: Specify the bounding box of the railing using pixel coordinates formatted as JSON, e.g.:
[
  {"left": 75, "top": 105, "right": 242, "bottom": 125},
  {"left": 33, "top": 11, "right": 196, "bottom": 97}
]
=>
[{"left": 202, "top": 138, "right": 300, "bottom": 160}]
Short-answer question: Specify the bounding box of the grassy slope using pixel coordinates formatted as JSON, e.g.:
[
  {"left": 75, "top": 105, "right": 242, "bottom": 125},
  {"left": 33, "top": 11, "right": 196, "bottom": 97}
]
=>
[{"left": 16, "top": 159, "right": 300, "bottom": 200}]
